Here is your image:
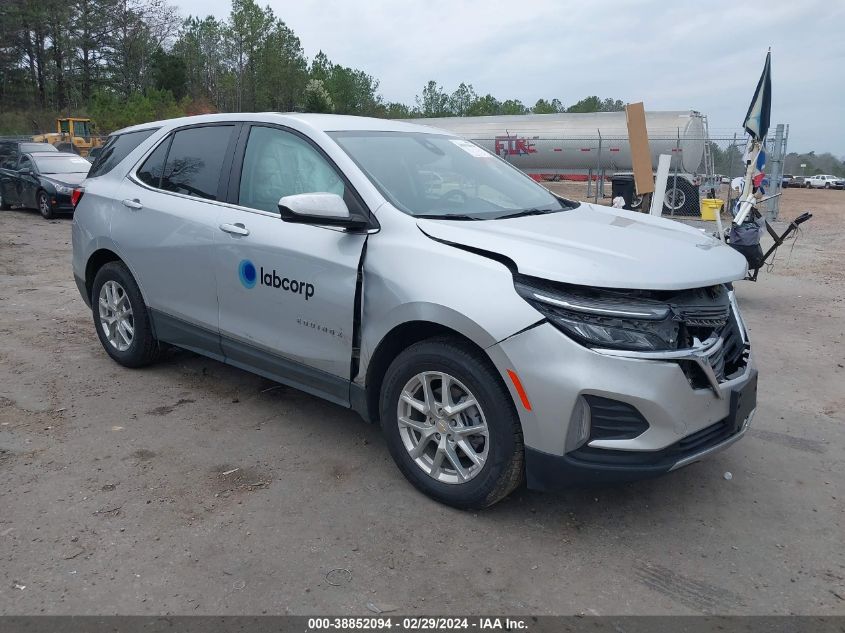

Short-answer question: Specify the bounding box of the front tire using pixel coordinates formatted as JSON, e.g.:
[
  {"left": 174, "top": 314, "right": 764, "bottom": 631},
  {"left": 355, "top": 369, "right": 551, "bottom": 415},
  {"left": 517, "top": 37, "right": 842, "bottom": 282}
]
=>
[
  {"left": 0, "top": 191, "right": 10, "bottom": 210},
  {"left": 37, "top": 190, "right": 53, "bottom": 219},
  {"left": 825, "top": 182, "right": 831, "bottom": 189},
  {"left": 380, "top": 337, "right": 524, "bottom": 509},
  {"left": 91, "top": 261, "right": 160, "bottom": 368}
]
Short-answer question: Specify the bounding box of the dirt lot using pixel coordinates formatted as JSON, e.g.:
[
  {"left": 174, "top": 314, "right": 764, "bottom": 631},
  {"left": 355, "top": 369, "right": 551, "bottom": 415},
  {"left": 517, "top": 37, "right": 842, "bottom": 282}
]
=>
[{"left": 0, "top": 188, "right": 843, "bottom": 615}]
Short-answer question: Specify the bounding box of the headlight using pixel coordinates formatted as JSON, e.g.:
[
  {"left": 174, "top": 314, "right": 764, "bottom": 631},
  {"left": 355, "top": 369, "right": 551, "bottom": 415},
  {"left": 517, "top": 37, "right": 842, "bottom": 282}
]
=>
[
  {"left": 55, "top": 184, "right": 73, "bottom": 195},
  {"left": 514, "top": 277, "right": 680, "bottom": 351}
]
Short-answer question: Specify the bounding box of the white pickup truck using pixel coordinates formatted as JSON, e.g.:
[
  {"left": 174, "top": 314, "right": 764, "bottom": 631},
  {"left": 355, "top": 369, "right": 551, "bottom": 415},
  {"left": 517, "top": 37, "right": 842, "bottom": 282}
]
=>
[{"left": 805, "top": 174, "right": 844, "bottom": 189}]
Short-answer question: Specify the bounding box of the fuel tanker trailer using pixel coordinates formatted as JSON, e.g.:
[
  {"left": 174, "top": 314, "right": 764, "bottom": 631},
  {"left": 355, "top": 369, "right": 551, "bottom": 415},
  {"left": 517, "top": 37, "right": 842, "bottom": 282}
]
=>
[{"left": 411, "top": 110, "right": 707, "bottom": 215}]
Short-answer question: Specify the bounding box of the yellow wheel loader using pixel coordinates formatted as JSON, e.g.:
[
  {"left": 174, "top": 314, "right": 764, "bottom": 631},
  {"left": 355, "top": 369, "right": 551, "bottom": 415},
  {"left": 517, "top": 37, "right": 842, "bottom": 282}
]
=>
[{"left": 32, "top": 117, "right": 103, "bottom": 157}]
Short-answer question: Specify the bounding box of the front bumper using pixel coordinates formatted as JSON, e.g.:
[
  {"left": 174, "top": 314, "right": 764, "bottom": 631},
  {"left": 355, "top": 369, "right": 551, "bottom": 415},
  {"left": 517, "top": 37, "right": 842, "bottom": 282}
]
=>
[
  {"left": 46, "top": 191, "right": 74, "bottom": 213},
  {"left": 525, "top": 396, "right": 754, "bottom": 489},
  {"left": 487, "top": 308, "right": 756, "bottom": 489}
]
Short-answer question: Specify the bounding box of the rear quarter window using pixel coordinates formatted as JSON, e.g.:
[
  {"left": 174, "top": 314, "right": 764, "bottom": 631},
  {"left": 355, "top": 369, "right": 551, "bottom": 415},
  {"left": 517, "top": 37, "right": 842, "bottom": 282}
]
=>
[
  {"left": 136, "top": 137, "right": 171, "bottom": 188},
  {"left": 88, "top": 128, "right": 158, "bottom": 178}
]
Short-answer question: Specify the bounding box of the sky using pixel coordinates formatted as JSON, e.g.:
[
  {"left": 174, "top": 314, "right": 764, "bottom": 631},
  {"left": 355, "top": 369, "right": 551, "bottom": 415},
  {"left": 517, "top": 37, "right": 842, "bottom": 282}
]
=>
[{"left": 174, "top": 0, "right": 845, "bottom": 155}]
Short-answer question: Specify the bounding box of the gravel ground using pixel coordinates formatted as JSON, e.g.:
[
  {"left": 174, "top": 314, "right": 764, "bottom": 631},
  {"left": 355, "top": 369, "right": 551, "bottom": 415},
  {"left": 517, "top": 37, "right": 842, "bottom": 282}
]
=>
[{"left": 0, "top": 188, "right": 843, "bottom": 615}]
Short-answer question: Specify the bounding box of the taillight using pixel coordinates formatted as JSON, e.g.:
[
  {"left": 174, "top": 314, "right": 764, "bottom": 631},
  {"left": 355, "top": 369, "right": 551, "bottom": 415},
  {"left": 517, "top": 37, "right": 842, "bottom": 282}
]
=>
[{"left": 71, "top": 187, "right": 84, "bottom": 208}]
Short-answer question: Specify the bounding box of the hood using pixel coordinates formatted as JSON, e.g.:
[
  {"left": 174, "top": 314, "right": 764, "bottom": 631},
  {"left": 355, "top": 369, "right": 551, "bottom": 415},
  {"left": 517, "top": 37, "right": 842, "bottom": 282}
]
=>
[
  {"left": 416, "top": 203, "right": 747, "bottom": 290},
  {"left": 42, "top": 173, "right": 88, "bottom": 187}
]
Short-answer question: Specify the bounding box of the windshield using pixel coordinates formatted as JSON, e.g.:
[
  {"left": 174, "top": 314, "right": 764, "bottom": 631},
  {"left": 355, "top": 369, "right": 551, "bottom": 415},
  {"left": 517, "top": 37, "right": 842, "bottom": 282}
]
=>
[
  {"left": 33, "top": 155, "right": 91, "bottom": 174},
  {"left": 329, "top": 131, "right": 572, "bottom": 219}
]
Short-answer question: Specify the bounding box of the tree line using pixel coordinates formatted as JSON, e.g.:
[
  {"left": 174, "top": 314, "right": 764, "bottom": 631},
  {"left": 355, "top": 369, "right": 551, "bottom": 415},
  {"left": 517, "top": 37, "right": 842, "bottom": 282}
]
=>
[
  {"left": 0, "top": 0, "right": 625, "bottom": 135},
  {"left": 707, "top": 143, "right": 845, "bottom": 178},
  {"left": 783, "top": 151, "right": 845, "bottom": 178}
]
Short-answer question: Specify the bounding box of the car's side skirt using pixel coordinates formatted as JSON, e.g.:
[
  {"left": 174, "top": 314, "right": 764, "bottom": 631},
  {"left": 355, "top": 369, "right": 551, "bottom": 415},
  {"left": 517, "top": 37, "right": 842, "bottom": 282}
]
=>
[{"left": 149, "top": 309, "right": 354, "bottom": 410}]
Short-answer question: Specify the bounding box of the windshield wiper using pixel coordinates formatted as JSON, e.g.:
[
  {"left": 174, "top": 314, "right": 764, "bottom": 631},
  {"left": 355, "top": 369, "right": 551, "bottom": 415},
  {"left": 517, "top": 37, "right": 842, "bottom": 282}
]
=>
[
  {"left": 415, "top": 213, "right": 484, "bottom": 221},
  {"left": 494, "top": 208, "right": 558, "bottom": 220}
]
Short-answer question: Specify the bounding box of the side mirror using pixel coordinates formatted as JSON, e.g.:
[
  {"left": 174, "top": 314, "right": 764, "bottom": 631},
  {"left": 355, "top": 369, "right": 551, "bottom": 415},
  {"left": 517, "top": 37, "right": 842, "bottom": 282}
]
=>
[{"left": 278, "top": 192, "right": 368, "bottom": 229}]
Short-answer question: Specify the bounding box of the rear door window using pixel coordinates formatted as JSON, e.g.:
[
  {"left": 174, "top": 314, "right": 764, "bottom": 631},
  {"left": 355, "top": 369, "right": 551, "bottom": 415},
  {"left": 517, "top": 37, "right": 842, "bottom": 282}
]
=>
[
  {"left": 88, "top": 128, "right": 157, "bottom": 178},
  {"left": 160, "top": 126, "right": 235, "bottom": 201}
]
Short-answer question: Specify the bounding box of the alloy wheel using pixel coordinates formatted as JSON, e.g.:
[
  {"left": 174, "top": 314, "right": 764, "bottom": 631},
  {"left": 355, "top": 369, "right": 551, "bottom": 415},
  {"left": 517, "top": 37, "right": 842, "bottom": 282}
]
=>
[
  {"left": 98, "top": 280, "right": 134, "bottom": 352},
  {"left": 38, "top": 193, "right": 50, "bottom": 216},
  {"left": 397, "top": 371, "right": 489, "bottom": 484}
]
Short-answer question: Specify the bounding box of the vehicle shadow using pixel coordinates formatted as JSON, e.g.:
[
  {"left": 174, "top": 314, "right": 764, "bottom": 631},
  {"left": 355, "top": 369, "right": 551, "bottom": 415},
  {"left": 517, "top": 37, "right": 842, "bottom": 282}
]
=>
[
  {"left": 4, "top": 206, "right": 72, "bottom": 220},
  {"left": 151, "top": 345, "right": 746, "bottom": 526}
]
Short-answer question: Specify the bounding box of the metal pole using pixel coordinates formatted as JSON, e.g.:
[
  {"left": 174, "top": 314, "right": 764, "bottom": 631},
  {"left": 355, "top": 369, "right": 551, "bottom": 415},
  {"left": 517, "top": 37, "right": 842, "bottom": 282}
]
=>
[
  {"left": 767, "top": 124, "right": 785, "bottom": 220},
  {"left": 779, "top": 124, "right": 789, "bottom": 219},
  {"left": 725, "top": 133, "right": 737, "bottom": 213},
  {"left": 595, "top": 130, "right": 602, "bottom": 204},
  {"left": 670, "top": 130, "right": 680, "bottom": 217},
  {"left": 587, "top": 167, "right": 592, "bottom": 199}
]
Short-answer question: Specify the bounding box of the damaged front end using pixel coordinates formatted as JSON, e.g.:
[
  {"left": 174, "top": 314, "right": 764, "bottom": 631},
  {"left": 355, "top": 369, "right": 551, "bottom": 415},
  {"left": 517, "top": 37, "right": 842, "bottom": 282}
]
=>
[{"left": 513, "top": 275, "right": 751, "bottom": 396}]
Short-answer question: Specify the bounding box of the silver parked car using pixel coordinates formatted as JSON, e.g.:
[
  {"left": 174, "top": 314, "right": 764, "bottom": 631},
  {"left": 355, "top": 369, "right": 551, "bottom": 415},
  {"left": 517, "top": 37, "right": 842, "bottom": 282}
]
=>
[{"left": 71, "top": 113, "right": 757, "bottom": 508}]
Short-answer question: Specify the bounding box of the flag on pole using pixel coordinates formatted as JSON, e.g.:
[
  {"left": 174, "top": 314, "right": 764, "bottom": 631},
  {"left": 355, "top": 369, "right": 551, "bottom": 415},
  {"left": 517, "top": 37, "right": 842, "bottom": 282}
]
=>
[
  {"left": 752, "top": 147, "right": 767, "bottom": 190},
  {"left": 743, "top": 51, "right": 772, "bottom": 141}
]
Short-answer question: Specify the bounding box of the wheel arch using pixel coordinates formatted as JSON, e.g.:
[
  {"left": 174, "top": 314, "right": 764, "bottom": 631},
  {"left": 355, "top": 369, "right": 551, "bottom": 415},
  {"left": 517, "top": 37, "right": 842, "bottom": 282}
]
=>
[
  {"left": 85, "top": 248, "right": 124, "bottom": 303},
  {"left": 82, "top": 240, "right": 151, "bottom": 309},
  {"left": 359, "top": 319, "right": 509, "bottom": 424}
]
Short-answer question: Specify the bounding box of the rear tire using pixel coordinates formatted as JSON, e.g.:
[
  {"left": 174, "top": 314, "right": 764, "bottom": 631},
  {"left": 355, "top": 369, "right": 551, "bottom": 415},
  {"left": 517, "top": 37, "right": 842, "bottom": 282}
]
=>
[
  {"left": 92, "top": 261, "right": 160, "bottom": 368},
  {"left": 663, "top": 178, "right": 700, "bottom": 217},
  {"left": 379, "top": 337, "right": 524, "bottom": 509},
  {"left": 629, "top": 194, "right": 644, "bottom": 210},
  {"left": 0, "top": 191, "right": 10, "bottom": 210},
  {"left": 37, "top": 190, "right": 53, "bottom": 219}
]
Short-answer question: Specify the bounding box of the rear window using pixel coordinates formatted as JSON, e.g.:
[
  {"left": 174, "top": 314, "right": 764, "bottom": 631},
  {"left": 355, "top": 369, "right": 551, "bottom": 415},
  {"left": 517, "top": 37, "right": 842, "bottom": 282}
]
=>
[
  {"left": 20, "top": 143, "right": 58, "bottom": 153},
  {"left": 33, "top": 155, "right": 91, "bottom": 174},
  {"left": 88, "top": 128, "right": 157, "bottom": 178}
]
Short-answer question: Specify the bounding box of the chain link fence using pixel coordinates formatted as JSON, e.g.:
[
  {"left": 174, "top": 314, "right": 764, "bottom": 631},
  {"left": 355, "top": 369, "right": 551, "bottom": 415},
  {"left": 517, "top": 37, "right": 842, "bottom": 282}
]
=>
[
  {"left": 464, "top": 127, "right": 788, "bottom": 220},
  {"left": 698, "top": 126, "right": 788, "bottom": 221}
]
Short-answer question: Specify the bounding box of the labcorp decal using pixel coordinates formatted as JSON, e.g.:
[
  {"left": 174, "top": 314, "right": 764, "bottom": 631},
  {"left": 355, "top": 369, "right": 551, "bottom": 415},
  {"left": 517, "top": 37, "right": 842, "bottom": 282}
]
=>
[
  {"left": 238, "top": 259, "right": 257, "bottom": 289},
  {"left": 238, "top": 259, "right": 315, "bottom": 300}
]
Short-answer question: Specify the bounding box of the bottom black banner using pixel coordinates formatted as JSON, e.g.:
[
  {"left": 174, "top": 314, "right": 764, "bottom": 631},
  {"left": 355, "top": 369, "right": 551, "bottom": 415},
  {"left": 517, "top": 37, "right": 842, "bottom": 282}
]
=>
[{"left": 0, "top": 616, "right": 843, "bottom": 633}]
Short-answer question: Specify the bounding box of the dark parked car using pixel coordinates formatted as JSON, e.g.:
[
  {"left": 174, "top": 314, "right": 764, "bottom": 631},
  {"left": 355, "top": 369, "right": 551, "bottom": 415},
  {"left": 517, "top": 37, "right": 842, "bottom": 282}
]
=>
[
  {"left": 0, "top": 151, "right": 90, "bottom": 218},
  {"left": 789, "top": 176, "right": 806, "bottom": 188}
]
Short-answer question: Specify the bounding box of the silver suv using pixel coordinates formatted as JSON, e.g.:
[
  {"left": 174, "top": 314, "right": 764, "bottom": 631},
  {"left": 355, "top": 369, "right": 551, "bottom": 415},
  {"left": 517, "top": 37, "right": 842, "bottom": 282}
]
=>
[{"left": 72, "top": 113, "right": 757, "bottom": 508}]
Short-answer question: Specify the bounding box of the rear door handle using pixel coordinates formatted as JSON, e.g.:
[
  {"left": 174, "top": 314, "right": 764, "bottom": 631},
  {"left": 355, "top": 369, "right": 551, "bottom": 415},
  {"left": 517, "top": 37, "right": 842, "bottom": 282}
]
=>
[
  {"left": 122, "top": 198, "right": 143, "bottom": 210},
  {"left": 219, "top": 222, "right": 250, "bottom": 236}
]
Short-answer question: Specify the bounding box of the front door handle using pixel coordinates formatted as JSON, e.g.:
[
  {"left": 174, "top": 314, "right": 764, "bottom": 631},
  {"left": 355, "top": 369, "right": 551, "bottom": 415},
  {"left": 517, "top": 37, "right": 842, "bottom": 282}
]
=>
[
  {"left": 219, "top": 222, "right": 250, "bottom": 236},
  {"left": 122, "top": 198, "right": 143, "bottom": 210}
]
